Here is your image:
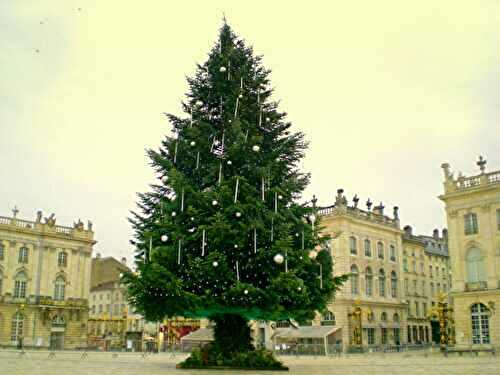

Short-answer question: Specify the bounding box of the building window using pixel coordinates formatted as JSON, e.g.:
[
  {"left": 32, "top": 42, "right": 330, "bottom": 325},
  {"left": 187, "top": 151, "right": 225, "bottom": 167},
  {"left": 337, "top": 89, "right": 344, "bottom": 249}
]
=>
[
  {"left": 18, "top": 247, "right": 28, "bottom": 264},
  {"left": 413, "top": 280, "right": 417, "bottom": 295},
  {"left": 467, "top": 248, "right": 486, "bottom": 282},
  {"left": 393, "top": 328, "right": 401, "bottom": 345},
  {"left": 349, "top": 237, "right": 357, "bottom": 255},
  {"left": 321, "top": 311, "right": 336, "bottom": 326},
  {"left": 54, "top": 276, "right": 65, "bottom": 301},
  {"left": 429, "top": 265, "right": 433, "bottom": 277},
  {"left": 0, "top": 271, "right": 3, "bottom": 295},
  {"left": 403, "top": 257, "right": 408, "bottom": 272},
  {"left": 497, "top": 209, "right": 500, "bottom": 231},
  {"left": 390, "top": 245, "right": 396, "bottom": 261},
  {"left": 377, "top": 242, "right": 384, "bottom": 259},
  {"left": 404, "top": 278, "right": 409, "bottom": 296},
  {"left": 91, "top": 305, "right": 96, "bottom": 314},
  {"left": 423, "top": 303, "right": 427, "bottom": 317},
  {"left": 464, "top": 213, "right": 478, "bottom": 235},
  {"left": 381, "top": 328, "right": 387, "bottom": 344},
  {"left": 381, "top": 312, "right": 387, "bottom": 321},
  {"left": 13, "top": 272, "right": 27, "bottom": 298},
  {"left": 114, "top": 304, "right": 119, "bottom": 315},
  {"left": 442, "top": 268, "right": 446, "bottom": 279},
  {"left": 58, "top": 252, "right": 67, "bottom": 267},
  {"left": 351, "top": 265, "right": 359, "bottom": 295},
  {"left": 393, "top": 313, "right": 400, "bottom": 322},
  {"left": 367, "top": 328, "right": 375, "bottom": 345},
  {"left": 379, "top": 269, "right": 386, "bottom": 297},
  {"left": 412, "top": 260, "right": 416, "bottom": 273},
  {"left": 420, "top": 263, "right": 424, "bottom": 274},
  {"left": 430, "top": 282, "right": 434, "bottom": 296},
  {"left": 11, "top": 312, "right": 24, "bottom": 343},
  {"left": 365, "top": 267, "right": 373, "bottom": 296},
  {"left": 0, "top": 242, "right": 4, "bottom": 260},
  {"left": 443, "top": 284, "right": 447, "bottom": 292},
  {"left": 98, "top": 304, "right": 103, "bottom": 313},
  {"left": 276, "top": 320, "right": 290, "bottom": 328},
  {"left": 391, "top": 271, "right": 398, "bottom": 298},
  {"left": 436, "top": 267, "right": 439, "bottom": 277},
  {"left": 52, "top": 315, "right": 65, "bottom": 327},
  {"left": 415, "top": 302, "right": 420, "bottom": 318},
  {"left": 471, "top": 303, "right": 490, "bottom": 344},
  {"left": 421, "top": 281, "right": 426, "bottom": 296},
  {"left": 364, "top": 239, "right": 372, "bottom": 257}
]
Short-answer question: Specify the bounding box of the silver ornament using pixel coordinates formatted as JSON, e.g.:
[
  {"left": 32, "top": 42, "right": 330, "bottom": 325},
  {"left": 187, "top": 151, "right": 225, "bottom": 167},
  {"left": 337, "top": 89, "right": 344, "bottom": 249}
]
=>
[
  {"left": 244, "top": 289, "right": 249, "bottom": 295},
  {"left": 235, "top": 212, "right": 242, "bottom": 218},
  {"left": 238, "top": 94, "right": 243, "bottom": 99},
  {"left": 161, "top": 234, "right": 169, "bottom": 242},
  {"left": 190, "top": 141, "right": 196, "bottom": 146},
  {"left": 171, "top": 212, "right": 177, "bottom": 217},
  {"left": 273, "top": 253, "right": 284, "bottom": 264},
  {"left": 195, "top": 100, "right": 203, "bottom": 107},
  {"left": 252, "top": 145, "right": 260, "bottom": 152},
  {"left": 266, "top": 117, "right": 270, "bottom": 122},
  {"left": 227, "top": 160, "right": 232, "bottom": 165},
  {"left": 297, "top": 287, "right": 302, "bottom": 291},
  {"left": 219, "top": 66, "right": 227, "bottom": 72},
  {"left": 213, "top": 261, "right": 218, "bottom": 267},
  {"left": 278, "top": 195, "right": 283, "bottom": 200},
  {"left": 212, "top": 200, "right": 218, "bottom": 206},
  {"left": 190, "top": 217, "right": 195, "bottom": 221},
  {"left": 234, "top": 244, "right": 238, "bottom": 248}
]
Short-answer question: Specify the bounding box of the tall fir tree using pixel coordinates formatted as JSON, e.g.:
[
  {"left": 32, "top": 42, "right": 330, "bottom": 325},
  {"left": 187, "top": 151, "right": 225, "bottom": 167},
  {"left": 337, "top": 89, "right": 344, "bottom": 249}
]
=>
[{"left": 124, "top": 22, "right": 346, "bottom": 362}]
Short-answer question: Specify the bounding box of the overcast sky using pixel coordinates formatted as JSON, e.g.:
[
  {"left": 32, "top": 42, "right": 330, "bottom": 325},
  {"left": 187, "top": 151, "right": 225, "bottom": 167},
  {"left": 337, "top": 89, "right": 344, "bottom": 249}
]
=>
[{"left": 2, "top": 1, "right": 499, "bottom": 262}]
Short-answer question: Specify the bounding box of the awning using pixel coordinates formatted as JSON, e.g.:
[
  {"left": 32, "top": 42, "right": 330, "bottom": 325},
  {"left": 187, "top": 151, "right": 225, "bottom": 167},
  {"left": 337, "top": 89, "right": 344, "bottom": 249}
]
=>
[
  {"left": 180, "top": 328, "right": 214, "bottom": 342},
  {"left": 274, "top": 326, "right": 340, "bottom": 340}
]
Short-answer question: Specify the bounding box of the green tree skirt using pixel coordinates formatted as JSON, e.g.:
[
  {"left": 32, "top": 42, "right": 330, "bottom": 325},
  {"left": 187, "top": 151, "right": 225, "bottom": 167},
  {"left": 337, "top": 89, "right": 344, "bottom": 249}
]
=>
[{"left": 177, "top": 344, "right": 288, "bottom": 370}]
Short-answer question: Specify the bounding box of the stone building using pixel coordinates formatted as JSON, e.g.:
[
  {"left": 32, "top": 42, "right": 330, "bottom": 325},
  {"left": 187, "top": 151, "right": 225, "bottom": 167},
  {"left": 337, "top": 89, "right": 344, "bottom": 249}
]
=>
[
  {"left": 0, "top": 209, "right": 95, "bottom": 349},
  {"left": 88, "top": 255, "right": 146, "bottom": 350},
  {"left": 317, "top": 189, "right": 408, "bottom": 350},
  {"left": 402, "top": 226, "right": 450, "bottom": 344},
  {"left": 439, "top": 156, "right": 500, "bottom": 348}
]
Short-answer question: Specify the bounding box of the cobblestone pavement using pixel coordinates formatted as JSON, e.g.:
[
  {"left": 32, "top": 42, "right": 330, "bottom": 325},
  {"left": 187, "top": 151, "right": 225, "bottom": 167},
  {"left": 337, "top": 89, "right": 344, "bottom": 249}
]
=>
[{"left": 1, "top": 350, "right": 499, "bottom": 375}]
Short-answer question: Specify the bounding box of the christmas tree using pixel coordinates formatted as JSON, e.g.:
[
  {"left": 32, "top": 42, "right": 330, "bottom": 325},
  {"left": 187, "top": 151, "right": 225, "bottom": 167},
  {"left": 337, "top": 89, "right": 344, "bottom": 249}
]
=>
[{"left": 124, "top": 21, "right": 346, "bottom": 368}]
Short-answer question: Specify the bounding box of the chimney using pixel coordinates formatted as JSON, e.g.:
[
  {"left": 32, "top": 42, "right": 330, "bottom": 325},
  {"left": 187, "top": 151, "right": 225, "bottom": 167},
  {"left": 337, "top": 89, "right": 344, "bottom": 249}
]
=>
[
  {"left": 433, "top": 229, "right": 439, "bottom": 239},
  {"left": 403, "top": 225, "right": 412, "bottom": 236},
  {"left": 121, "top": 257, "right": 127, "bottom": 265},
  {"left": 393, "top": 206, "right": 399, "bottom": 220},
  {"left": 442, "top": 228, "right": 448, "bottom": 240}
]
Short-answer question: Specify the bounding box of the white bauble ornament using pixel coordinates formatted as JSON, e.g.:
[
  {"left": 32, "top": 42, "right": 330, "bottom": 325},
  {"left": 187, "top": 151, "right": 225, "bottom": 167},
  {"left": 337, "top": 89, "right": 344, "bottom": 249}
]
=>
[
  {"left": 190, "top": 217, "right": 195, "bottom": 221},
  {"left": 238, "top": 94, "right": 243, "bottom": 98},
  {"left": 252, "top": 145, "right": 260, "bottom": 152},
  {"left": 214, "top": 140, "right": 220, "bottom": 146},
  {"left": 309, "top": 250, "right": 318, "bottom": 259},
  {"left": 161, "top": 234, "right": 169, "bottom": 242},
  {"left": 299, "top": 256, "right": 303, "bottom": 260},
  {"left": 297, "top": 287, "right": 302, "bottom": 291},
  {"left": 212, "top": 200, "right": 218, "bottom": 206},
  {"left": 188, "top": 227, "right": 196, "bottom": 233},
  {"left": 219, "top": 66, "right": 227, "bottom": 72},
  {"left": 212, "top": 261, "right": 218, "bottom": 267},
  {"left": 295, "top": 233, "right": 299, "bottom": 237},
  {"left": 227, "top": 160, "right": 232, "bottom": 165},
  {"left": 195, "top": 100, "right": 203, "bottom": 107},
  {"left": 228, "top": 119, "right": 232, "bottom": 123},
  {"left": 234, "top": 244, "right": 238, "bottom": 248},
  {"left": 235, "top": 212, "right": 242, "bottom": 218},
  {"left": 163, "top": 175, "right": 169, "bottom": 182},
  {"left": 278, "top": 195, "right": 283, "bottom": 200},
  {"left": 244, "top": 289, "right": 249, "bottom": 295},
  {"left": 171, "top": 212, "right": 177, "bottom": 217},
  {"left": 266, "top": 117, "right": 270, "bottom": 122},
  {"left": 190, "top": 141, "right": 196, "bottom": 146},
  {"left": 273, "top": 253, "right": 284, "bottom": 264}
]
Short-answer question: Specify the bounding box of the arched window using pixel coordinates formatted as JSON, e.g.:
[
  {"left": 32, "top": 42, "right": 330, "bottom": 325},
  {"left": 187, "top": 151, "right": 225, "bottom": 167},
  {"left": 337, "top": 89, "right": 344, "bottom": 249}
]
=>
[
  {"left": 467, "top": 248, "right": 486, "bottom": 282},
  {"left": 379, "top": 269, "right": 386, "bottom": 297},
  {"left": 393, "top": 313, "right": 400, "bottom": 322},
  {"left": 381, "top": 312, "right": 387, "bottom": 321},
  {"left": 321, "top": 311, "right": 336, "bottom": 326},
  {"left": 351, "top": 265, "right": 359, "bottom": 295},
  {"left": 430, "top": 282, "right": 435, "bottom": 296},
  {"left": 54, "top": 276, "right": 66, "bottom": 301},
  {"left": 349, "top": 237, "right": 357, "bottom": 255},
  {"left": 390, "top": 245, "right": 396, "bottom": 261},
  {"left": 0, "top": 270, "right": 3, "bottom": 295},
  {"left": 0, "top": 242, "right": 4, "bottom": 260},
  {"left": 471, "top": 303, "right": 490, "bottom": 344},
  {"left": 365, "top": 267, "right": 373, "bottom": 296},
  {"left": 364, "top": 240, "right": 372, "bottom": 257},
  {"left": 11, "top": 312, "right": 24, "bottom": 342},
  {"left": 58, "top": 252, "right": 67, "bottom": 267},
  {"left": 377, "top": 242, "right": 384, "bottom": 259},
  {"left": 18, "top": 247, "right": 28, "bottom": 264},
  {"left": 13, "top": 272, "right": 28, "bottom": 298},
  {"left": 391, "top": 271, "right": 398, "bottom": 298}
]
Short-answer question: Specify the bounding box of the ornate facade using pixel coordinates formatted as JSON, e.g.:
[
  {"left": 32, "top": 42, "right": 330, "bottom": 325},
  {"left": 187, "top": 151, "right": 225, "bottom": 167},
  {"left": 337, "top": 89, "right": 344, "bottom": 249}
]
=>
[
  {"left": 439, "top": 156, "right": 500, "bottom": 348},
  {"left": 317, "top": 189, "right": 408, "bottom": 350},
  {"left": 0, "top": 209, "right": 95, "bottom": 349}
]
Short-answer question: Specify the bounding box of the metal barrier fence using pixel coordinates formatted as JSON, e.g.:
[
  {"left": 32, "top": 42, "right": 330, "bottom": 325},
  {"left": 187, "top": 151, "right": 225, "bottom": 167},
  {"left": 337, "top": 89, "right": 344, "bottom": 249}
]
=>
[{"left": 275, "top": 343, "right": 434, "bottom": 356}]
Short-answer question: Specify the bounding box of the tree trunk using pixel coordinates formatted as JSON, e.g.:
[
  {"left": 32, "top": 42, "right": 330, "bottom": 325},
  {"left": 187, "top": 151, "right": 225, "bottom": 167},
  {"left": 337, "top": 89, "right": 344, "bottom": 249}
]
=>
[{"left": 211, "top": 313, "right": 254, "bottom": 355}]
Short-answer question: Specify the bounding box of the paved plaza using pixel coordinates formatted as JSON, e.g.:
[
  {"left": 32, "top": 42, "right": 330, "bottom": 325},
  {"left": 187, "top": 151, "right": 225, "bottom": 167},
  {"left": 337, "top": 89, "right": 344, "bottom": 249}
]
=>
[{"left": 1, "top": 350, "right": 499, "bottom": 375}]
